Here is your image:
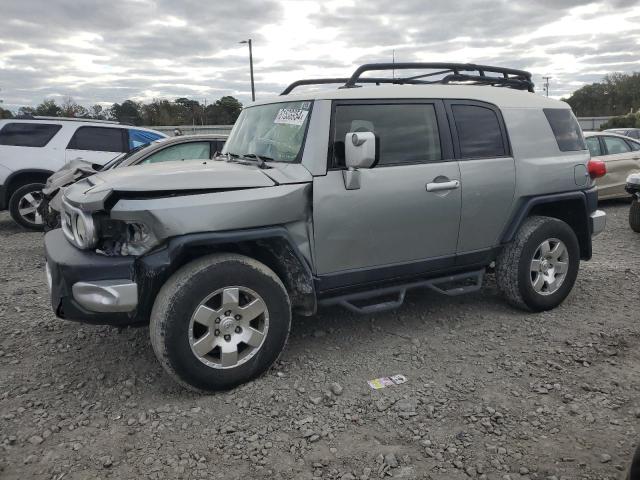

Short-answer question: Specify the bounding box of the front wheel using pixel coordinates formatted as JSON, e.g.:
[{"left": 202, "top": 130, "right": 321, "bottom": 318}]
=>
[
  {"left": 8, "top": 183, "right": 46, "bottom": 230},
  {"left": 629, "top": 200, "right": 640, "bottom": 233},
  {"left": 150, "top": 253, "right": 291, "bottom": 392},
  {"left": 496, "top": 216, "right": 580, "bottom": 312}
]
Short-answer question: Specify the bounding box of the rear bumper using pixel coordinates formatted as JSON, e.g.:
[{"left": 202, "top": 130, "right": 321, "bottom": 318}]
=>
[
  {"left": 590, "top": 210, "right": 606, "bottom": 236},
  {"left": 44, "top": 229, "right": 142, "bottom": 326},
  {"left": 0, "top": 184, "right": 6, "bottom": 210}
]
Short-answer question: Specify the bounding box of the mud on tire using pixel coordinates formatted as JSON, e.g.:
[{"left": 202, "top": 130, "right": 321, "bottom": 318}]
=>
[{"left": 495, "top": 216, "right": 580, "bottom": 312}]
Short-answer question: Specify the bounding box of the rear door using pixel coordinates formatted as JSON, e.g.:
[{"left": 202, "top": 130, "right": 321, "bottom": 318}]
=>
[
  {"left": 446, "top": 101, "right": 515, "bottom": 259},
  {"left": 313, "top": 100, "right": 461, "bottom": 287},
  {"left": 65, "top": 126, "right": 127, "bottom": 166}
]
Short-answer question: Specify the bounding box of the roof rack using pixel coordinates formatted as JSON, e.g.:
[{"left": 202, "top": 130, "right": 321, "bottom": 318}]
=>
[{"left": 281, "top": 62, "right": 535, "bottom": 95}]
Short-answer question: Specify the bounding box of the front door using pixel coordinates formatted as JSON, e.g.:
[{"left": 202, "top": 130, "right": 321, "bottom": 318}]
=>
[{"left": 313, "top": 100, "right": 461, "bottom": 286}]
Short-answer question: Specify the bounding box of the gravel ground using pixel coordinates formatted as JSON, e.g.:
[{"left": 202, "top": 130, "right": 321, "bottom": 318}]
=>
[{"left": 0, "top": 203, "right": 639, "bottom": 480}]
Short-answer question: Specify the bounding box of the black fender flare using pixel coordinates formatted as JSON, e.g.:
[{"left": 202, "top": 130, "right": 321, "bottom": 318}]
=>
[
  {"left": 134, "top": 227, "right": 317, "bottom": 320},
  {"left": 500, "top": 187, "right": 597, "bottom": 260}
]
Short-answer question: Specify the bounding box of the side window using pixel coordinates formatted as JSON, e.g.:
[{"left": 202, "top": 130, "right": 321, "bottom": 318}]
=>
[
  {"left": 586, "top": 137, "right": 602, "bottom": 156},
  {"left": 603, "top": 136, "right": 631, "bottom": 155},
  {"left": 627, "top": 140, "right": 640, "bottom": 151},
  {"left": 332, "top": 103, "right": 442, "bottom": 167},
  {"left": 630, "top": 131, "right": 640, "bottom": 140},
  {"left": 140, "top": 142, "right": 211, "bottom": 164},
  {"left": 0, "top": 123, "right": 62, "bottom": 147},
  {"left": 67, "top": 127, "right": 126, "bottom": 152},
  {"left": 129, "top": 129, "right": 164, "bottom": 150},
  {"left": 451, "top": 104, "right": 506, "bottom": 158},
  {"left": 543, "top": 108, "right": 586, "bottom": 152}
]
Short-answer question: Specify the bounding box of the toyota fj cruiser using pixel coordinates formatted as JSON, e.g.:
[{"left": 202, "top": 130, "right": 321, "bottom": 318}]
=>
[{"left": 44, "top": 63, "right": 607, "bottom": 391}]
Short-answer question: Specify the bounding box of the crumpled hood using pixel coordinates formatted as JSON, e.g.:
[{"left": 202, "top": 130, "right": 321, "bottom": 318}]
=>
[
  {"left": 89, "top": 160, "right": 276, "bottom": 192},
  {"left": 63, "top": 159, "right": 280, "bottom": 211},
  {"left": 43, "top": 159, "right": 98, "bottom": 196}
]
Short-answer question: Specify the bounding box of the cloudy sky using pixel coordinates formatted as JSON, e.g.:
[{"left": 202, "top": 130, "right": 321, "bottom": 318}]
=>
[{"left": 1, "top": 0, "right": 639, "bottom": 111}]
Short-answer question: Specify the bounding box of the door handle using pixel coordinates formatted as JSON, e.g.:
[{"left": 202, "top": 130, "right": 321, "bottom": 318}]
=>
[{"left": 426, "top": 180, "right": 460, "bottom": 192}]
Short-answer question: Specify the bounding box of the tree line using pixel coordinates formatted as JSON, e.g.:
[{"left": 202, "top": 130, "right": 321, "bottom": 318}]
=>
[
  {"left": 563, "top": 71, "right": 640, "bottom": 118},
  {"left": 0, "top": 96, "right": 243, "bottom": 125}
]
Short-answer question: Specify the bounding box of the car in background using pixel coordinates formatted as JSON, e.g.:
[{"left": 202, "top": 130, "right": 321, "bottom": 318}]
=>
[
  {"left": 40, "top": 134, "right": 228, "bottom": 230},
  {"left": 0, "top": 117, "right": 166, "bottom": 229},
  {"left": 626, "top": 173, "right": 640, "bottom": 232},
  {"left": 604, "top": 128, "right": 640, "bottom": 140},
  {"left": 584, "top": 131, "right": 640, "bottom": 200}
]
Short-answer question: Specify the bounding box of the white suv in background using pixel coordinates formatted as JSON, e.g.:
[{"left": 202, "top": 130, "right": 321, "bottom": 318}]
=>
[{"left": 0, "top": 117, "right": 166, "bottom": 229}]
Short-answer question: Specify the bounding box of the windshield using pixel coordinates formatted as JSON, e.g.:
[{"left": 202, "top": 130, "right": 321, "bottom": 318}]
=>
[{"left": 223, "top": 100, "right": 312, "bottom": 163}]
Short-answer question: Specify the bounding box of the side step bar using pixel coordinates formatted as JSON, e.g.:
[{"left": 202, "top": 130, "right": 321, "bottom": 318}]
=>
[{"left": 318, "top": 269, "right": 485, "bottom": 315}]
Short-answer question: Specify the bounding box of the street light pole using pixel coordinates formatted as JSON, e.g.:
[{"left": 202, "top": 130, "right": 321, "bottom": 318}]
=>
[
  {"left": 543, "top": 76, "right": 551, "bottom": 97},
  {"left": 239, "top": 39, "right": 255, "bottom": 102}
]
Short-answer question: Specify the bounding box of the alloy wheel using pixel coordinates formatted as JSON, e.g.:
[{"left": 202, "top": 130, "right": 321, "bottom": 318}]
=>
[
  {"left": 530, "top": 238, "right": 569, "bottom": 295},
  {"left": 188, "top": 286, "right": 269, "bottom": 369},
  {"left": 17, "top": 189, "right": 44, "bottom": 226}
]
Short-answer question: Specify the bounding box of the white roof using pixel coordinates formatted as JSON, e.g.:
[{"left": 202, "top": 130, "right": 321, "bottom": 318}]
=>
[{"left": 253, "top": 84, "right": 568, "bottom": 110}]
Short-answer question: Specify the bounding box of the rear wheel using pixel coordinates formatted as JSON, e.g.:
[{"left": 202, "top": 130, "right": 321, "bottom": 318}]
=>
[
  {"left": 8, "top": 183, "right": 46, "bottom": 230},
  {"left": 496, "top": 216, "right": 580, "bottom": 312},
  {"left": 629, "top": 200, "right": 640, "bottom": 233},
  {"left": 150, "top": 253, "right": 291, "bottom": 392}
]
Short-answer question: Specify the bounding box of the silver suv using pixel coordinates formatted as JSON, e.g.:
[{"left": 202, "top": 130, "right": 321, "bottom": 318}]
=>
[{"left": 44, "top": 63, "right": 606, "bottom": 391}]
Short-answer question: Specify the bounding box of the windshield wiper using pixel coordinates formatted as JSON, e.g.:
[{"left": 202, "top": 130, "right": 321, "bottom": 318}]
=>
[
  {"left": 223, "top": 152, "right": 272, "bottom": 169},
  {"left": 241, "top": 153, "right": 273, "bottom": 169}
]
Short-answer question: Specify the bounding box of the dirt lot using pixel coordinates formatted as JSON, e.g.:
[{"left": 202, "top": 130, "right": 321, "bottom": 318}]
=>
[{"left": 0, "top": 203, "right": 639, "bottom": 480}]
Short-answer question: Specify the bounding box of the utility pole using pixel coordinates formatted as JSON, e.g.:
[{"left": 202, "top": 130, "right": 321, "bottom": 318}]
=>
[
  {"left": 239, "top": 39, "right": 255, "bottom": 102},
  {"left": 543, "top": 76, "right": 551, "bottom": 97}
]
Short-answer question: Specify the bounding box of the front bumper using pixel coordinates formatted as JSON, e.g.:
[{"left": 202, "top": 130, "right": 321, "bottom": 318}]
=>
[
  {"left": 590, "top": 209, "right": 606, "bottom": 236},
  {"left": 44, "top": 229, "right": 142, "bottom": 325}
]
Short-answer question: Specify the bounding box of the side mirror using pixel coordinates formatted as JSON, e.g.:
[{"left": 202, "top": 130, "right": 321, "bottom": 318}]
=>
[{"left": 345, "top": 131, "right": 376, "bottom": 169}]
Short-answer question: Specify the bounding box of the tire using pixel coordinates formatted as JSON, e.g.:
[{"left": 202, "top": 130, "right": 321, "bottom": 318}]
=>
[
  {"left": 8, "top": 183, "right": 46, "bottom": 230},
  {"left": 150, "top": 253, "right": 291, "bottom": 392},
  {"left": 629, "top": 200, "right": 640, "bottom": 233},
  {"left": 495, "top": 216, "right": 580, "bottom": 312}
]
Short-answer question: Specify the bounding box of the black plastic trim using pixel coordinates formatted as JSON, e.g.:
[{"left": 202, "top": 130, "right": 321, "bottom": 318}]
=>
[
  {"left": 315, "top": 246, "right": 497, "bottom": 295},
  {"left": 44, "top": 229, "right": 137, "bottom": 326},
  {"left": 135, "top": 227, "right": 317, "bottom": 320},
  {"left": 500, "top": 188, "right": 596, "bottom": 260}
]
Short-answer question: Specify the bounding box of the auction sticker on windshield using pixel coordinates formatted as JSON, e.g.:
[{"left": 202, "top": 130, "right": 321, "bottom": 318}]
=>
[{"left": 274, "top": 108, "right": 309, "bottom": 126}]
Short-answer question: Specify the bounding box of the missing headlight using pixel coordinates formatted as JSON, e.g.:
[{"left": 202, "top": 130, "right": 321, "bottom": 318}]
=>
[{"left": 96, "top": 217, "right": 158, "bottom": 256}]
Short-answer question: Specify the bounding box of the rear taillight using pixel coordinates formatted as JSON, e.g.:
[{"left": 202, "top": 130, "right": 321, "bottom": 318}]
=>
[{"left": 588, "top": 159, "right": 606, "bottom": 179}]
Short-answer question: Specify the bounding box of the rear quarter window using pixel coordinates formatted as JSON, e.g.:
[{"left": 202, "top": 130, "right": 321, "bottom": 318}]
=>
[
  {"left": 0, "top": 122, "right": 62, "bottom": 147},
  {"left": 451, "top": 104, "right": 507, "bottom": 158},
  {"left": 543, "top": 108, "right": 586, "bottom": 152}
]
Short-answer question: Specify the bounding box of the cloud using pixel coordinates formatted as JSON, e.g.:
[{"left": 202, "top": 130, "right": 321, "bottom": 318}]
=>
[{"left": 0, "top": 0, "right": 639, "bottom": 111}]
